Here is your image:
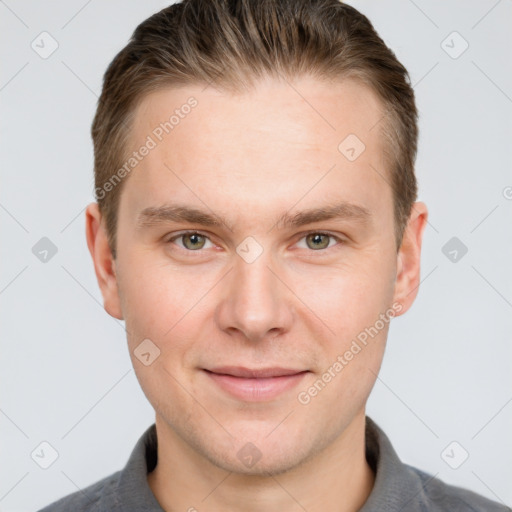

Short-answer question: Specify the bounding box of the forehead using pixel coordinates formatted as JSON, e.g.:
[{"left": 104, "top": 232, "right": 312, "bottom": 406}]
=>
[
  {"left": 121, "top": 76, "right": 390, "bottom": 225},
  {"left": 132, "top": 75, "right": 385, "bottom": 151}
]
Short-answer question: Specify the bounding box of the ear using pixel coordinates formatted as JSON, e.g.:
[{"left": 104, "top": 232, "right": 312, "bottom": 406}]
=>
[
  {"left": 85, "top": 202, "right": 123, "bottom": 320},
  {"left": 392, "top": 201, "right": 428, "bottom": 316}
]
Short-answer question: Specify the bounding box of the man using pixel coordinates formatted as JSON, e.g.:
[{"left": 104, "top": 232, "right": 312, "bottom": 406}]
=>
[{"left": 39, "top": 0, "right": 509, "bottom": 510}]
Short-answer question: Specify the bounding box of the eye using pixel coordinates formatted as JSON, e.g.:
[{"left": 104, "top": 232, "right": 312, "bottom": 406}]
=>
[
  {"left": 296, "top": 232, "right": 343, "bottom": 251},
  {"left": 165, "top": 230, "right": 343, "bottom": 253},
  {"left": 167, "top": 231, "right": 214, "bottom": 251}
]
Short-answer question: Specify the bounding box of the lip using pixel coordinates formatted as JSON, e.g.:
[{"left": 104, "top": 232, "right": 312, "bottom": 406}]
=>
[{"left": 203, "top": 366, "right": 309, "bottom": 401}]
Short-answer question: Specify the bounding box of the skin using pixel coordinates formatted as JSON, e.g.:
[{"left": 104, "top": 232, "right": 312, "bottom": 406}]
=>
[{"left": 86, "top": 76, "right": 427, "bottom": 512}]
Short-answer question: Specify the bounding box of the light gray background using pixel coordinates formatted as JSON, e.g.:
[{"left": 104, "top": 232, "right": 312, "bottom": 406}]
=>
[{"left": 1, "top": 1, "right": 511, "bottom": 511}]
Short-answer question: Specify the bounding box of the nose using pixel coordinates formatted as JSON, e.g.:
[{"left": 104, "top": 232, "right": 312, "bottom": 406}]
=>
[{"left": 214, "top": 248, "right": 294, "bottom": 343}]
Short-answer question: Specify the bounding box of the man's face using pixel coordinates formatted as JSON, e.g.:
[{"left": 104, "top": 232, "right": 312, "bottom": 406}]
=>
[{"left": 106, "top": 77, "right": 411, "bottom": 474}]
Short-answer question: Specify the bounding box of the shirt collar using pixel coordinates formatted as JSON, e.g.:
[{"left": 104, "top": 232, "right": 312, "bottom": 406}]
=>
[
  {"left": 360, "top": 416, "right": 429, "bottom": 511},
  {"left": 104, "top": 423, "right": 162, "bottom": 511}
]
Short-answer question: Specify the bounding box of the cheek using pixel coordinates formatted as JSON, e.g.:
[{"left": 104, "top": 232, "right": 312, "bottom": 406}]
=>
[
  {"left": 293, "top": 251, "right": 396, "bottom": 335},
  {"left": 117, "top": 255, "right": 203, "bottom": 345}
]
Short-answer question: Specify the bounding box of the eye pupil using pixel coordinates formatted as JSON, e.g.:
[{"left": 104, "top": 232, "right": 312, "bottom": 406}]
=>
[
  {"left": 183, "top": 233, "right": 205, "bottom": 250},
  {"left": 306, "top": 233, "right": 329, "bottom": 250}
]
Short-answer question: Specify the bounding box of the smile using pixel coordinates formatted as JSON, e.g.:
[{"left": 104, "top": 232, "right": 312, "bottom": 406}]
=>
[{"left": 203, "top": 367, "right": 309, "bottom": 401}]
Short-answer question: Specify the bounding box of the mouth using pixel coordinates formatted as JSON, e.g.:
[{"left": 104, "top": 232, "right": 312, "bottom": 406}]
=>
[{"left": 203, "top": 366, "right": 309, "bottom": 401}]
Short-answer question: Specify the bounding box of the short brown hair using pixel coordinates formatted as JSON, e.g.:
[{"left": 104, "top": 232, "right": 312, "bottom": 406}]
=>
[{"left": 92, "top": 0, "right": 418, "bottom": 258}]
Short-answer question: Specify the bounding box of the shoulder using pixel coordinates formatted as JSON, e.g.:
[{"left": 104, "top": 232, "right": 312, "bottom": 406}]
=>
[
  {"left": 37, "top": 424, "right": 160, "bottom": 512},
  {"left": 408, "top": 465, "right": 511, "bottom": 512},
  {"left": 36, "top": 470, "right": 121, "bottom": 512},
  {"left": 364, "top": 417, "right": 510, "bottom": 512}
]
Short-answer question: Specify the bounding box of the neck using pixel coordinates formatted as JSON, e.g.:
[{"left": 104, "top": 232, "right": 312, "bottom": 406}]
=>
[{"left": 147, "top": 412, "right": 375, "bottom": 512}]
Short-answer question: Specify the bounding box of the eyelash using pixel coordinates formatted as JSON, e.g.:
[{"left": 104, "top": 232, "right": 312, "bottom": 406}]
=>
[{"left": 165, "top": 230, "right": 345, "bottom": 254}]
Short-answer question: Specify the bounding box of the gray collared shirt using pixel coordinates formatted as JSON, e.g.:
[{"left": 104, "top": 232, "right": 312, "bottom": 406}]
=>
[{"left": 38, "top": 417, "right": 510, "bottom": 511}]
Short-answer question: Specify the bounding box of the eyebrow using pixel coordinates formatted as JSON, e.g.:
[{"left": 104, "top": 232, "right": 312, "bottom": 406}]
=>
[{"left": 136, "top": 201, "right": 371, "bottom": 232}]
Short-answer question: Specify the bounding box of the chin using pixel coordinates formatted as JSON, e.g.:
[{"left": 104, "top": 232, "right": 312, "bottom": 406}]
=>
[
  {"left": 198, "top": 428, "right": 323, "bottom": 477},
  {"left": 210, "top": 449, "right": 308, "bottom": 477}
]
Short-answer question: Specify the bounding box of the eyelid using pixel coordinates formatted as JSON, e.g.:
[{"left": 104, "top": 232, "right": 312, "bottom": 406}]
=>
[{"left": 294, "top": 230, "right": 345, "bottom": 241}]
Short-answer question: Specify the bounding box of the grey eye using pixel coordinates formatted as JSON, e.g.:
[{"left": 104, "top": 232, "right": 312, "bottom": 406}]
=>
[
  {"left": 181, "top": 233, "right": 207, "bottom": 250},
  {"left": 305, "top": 233, "right": 331, "bottom": 250}
]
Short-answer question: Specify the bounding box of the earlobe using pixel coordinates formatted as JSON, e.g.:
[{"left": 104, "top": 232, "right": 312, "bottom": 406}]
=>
[
  {"left": 85, "top": 202, "right": 124, "bottom": 320},
  {"left": 392, "top": 202, "right": 428, "bottom": 316}
]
